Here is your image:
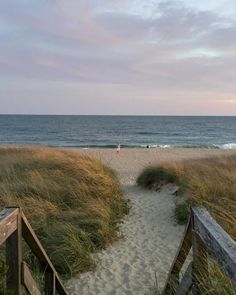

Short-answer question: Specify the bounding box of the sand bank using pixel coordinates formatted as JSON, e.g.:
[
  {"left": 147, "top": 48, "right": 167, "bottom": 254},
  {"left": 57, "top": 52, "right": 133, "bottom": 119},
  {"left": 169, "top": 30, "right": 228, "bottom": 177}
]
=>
[{"left": 66, "top": 148, "right": 236, "bottom": 294}]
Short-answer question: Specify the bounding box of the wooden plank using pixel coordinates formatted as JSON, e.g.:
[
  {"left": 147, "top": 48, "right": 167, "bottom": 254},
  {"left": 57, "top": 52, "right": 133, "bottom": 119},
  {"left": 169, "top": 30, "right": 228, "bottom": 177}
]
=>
[
  {"left": 172, "top": 217, "right": 192, "bottom": 274},
  {"left": 175, "top": 262, "right": 193, "bottom": 295},
  {"left": 55, "top": 275, "right": 68, "bottom": 295},
  {"left": 162, "top": 217, "right": 192, "bottom": 295},
  {"left": 22, "top": 262, "right": 42, "bottom": 295},
  {"left": 21, "top": 212, "right": 68, "bottom": 295},
  {"left": 45, "top": 270, "right": 56, "bottom": 295},
  {"left": 0, "top": 208, "right": 18, "bottom": 245},
  {"left": 192, "top": 207, "right": 236, "bottom": 288},
  {"left": 6, "top": 208, "right": 22, "bottom": 295},
  {"left": 22, "top": 212, "right": 53, "bottom": 268}
]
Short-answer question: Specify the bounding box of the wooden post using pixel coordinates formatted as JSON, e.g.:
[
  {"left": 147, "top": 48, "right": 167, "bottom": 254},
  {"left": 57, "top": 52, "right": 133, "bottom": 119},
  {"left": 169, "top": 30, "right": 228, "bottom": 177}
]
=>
[
  {"left": 22, "top": 262, "right": 42, "bottom": 295},
  {"left": 192, "top": 207, "right": 236, "bottom": 288},
  {"left": 6, "top": 208, "right": 22, "bottom": 295},
  {"left": 162, "top": 207, "right": 236, "bottom": 295},
  {"left": 0, "top": 208, "right": 68, "bottom": 295},
  {"left": 45, "top": 269, "right": 56, "bottom": 295},
  {"left": 175, "top": 262, "right": 193, "bottom": 295},
  {"left": 162, "top": 216, "right": 192, "bottom": 295}
]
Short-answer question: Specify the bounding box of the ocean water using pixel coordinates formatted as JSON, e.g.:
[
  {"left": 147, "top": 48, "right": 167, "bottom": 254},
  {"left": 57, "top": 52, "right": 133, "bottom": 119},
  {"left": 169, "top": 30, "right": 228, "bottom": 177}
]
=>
[{"left": 0, "top": 115, "right": 236, "bottom": 149}]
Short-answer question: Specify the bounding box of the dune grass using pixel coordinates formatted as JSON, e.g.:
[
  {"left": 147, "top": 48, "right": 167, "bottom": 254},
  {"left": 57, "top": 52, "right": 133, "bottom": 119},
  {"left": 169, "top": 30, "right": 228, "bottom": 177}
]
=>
[
  {"left": 196, "top": 257, "right": 236, "bottom": 295},
  {"left": 138, "top": 154, "right": 236, "bottom": 294},
  {"left": 137, "top": 166, "right": 178, "bottom": 189},
  {"left": 0, "top": 147, "right": 129, "bottom": 278},
  {"left": 137, "top": 154, "right": 236, "bottom": 239}
]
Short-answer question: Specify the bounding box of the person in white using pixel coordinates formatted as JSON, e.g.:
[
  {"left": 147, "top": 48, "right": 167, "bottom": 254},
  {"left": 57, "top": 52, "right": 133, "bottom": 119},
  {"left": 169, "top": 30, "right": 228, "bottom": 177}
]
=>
[{"left": 116, "top": 143, "right": 121, "bottom": 154}]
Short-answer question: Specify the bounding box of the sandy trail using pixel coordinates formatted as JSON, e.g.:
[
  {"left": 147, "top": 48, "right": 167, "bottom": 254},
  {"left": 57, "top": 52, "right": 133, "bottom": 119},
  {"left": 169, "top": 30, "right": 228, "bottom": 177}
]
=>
[
  {"left": 66, "top": 148, "right": 235, "bottom": 294},
  {"left": 67, "top": 184, "right": 184, "bottom": 295}
]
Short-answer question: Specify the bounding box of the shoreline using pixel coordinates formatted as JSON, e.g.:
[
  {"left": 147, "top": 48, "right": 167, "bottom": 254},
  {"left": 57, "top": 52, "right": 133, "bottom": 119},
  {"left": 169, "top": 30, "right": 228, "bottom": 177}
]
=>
[{"left": 0, "top": 144, "right": 236, "bottom": 150}]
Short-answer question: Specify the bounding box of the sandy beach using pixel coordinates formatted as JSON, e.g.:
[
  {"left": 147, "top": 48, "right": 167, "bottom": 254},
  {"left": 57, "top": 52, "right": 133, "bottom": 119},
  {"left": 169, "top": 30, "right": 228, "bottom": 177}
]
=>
[
  {"left": 66, "top": 148, "right": 236, "bottom": 295},
  {"left": 70, "top": 147, "right": 236, "bottom": 185}
]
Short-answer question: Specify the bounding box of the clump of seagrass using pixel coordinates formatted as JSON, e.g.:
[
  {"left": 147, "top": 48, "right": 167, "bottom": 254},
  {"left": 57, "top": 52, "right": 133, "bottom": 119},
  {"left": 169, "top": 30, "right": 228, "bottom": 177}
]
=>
[
  {"left": 137, "top": 166, "right": 179, "bottom": 190},
  {"left": 137, "top": 154, "right": 236, "bottom": 240},
  {"left": 0, "top": 147, "right": 129, "bottom": 276}
]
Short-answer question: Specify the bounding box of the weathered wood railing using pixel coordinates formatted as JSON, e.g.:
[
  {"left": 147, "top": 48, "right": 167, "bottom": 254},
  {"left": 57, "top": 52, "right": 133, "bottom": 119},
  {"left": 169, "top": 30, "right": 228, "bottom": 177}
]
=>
[
  {"left": 162, "top": 207, "right": 236, "bottom": 295},
  {"left": 0, "top": 207, "right": 68, "bottom": 295}
]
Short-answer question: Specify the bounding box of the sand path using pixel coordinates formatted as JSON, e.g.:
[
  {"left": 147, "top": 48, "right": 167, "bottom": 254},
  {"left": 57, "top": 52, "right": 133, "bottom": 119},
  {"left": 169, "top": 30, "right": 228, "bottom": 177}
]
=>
[
  {"left": 66, "top": 149, "right": 191, "bottom": 294},
  {"left": 67, "top": 184, "right": 184, "bottom": 295},
  {"left": 66, "top": 148, "right": 235, "bottom": 294}
]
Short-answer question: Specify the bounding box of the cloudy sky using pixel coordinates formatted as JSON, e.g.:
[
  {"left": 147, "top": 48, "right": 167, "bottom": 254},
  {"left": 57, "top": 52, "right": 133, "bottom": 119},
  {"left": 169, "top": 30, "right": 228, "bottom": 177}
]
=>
[{"left": 0, "top": 0, "right": 236, "bottom": 115}]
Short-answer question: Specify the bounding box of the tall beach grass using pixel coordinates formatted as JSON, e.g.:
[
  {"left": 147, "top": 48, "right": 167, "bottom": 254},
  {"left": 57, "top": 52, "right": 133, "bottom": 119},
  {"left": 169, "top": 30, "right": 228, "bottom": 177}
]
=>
[
  {"left": 0, "top": 147, "right": 129, "bottom": 278},
  {"left": 138, "top": 153, "right": 236, "bottom": 294},
  {"left": 137, "top": 153, "right": 236, "bottom": 239}
]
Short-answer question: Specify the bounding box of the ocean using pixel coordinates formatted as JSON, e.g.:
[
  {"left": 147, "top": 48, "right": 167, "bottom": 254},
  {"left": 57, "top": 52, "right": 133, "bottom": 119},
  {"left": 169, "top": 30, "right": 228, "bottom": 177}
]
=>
[{"left": 0, "top": 115, "right": 236, "bottom": 149}]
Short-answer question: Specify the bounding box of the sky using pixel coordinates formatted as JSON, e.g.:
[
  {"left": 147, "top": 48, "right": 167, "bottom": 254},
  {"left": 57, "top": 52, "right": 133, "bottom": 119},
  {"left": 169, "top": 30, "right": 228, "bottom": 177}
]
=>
[{"left": 0, "top": 0, "right": 236, "bottom": 115}]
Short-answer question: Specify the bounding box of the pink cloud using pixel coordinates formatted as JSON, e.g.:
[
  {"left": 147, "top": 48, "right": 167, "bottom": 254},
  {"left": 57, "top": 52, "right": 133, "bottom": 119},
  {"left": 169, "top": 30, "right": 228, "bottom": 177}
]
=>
[{"left": 0, "top": 0, "right": 236, "bottom": 114}]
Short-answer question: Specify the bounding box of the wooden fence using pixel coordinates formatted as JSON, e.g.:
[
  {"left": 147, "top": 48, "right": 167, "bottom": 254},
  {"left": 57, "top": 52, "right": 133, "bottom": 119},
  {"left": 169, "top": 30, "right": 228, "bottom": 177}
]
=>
[
  {"left": 0, "top": 207, "right": 68, "bottom": 295},
  {"left": 162, "top": 207, "right": 236, "bottom": 295},
  {"left": 1, "top": 206, "right": 236, "bottom": 295}
]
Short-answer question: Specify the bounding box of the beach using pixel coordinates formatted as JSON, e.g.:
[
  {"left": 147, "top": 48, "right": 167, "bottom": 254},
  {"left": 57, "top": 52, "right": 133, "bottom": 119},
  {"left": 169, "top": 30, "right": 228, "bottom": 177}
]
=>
[
  {"left": 2, "top": 0, "right": 236, "bottom": 292},
  {"left": 66, "top": 147, "right": 236, "bottom": 294},
  {"left": 72, "top": 147, "right": 236, "bottom": 185}
]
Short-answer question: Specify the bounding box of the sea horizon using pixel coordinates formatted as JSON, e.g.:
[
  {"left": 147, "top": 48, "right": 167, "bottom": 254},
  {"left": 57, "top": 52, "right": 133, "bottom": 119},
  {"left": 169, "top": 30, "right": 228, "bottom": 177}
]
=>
[
  {"left": 0, "top": 114, "right": 236, "bottom": 117},
  {"left": 0, "top": 115, "right": 236, "bottom": 149}
]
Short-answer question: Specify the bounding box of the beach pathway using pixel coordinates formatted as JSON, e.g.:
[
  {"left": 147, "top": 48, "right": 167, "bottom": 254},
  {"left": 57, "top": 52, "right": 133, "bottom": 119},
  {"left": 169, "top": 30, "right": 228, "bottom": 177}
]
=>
[
  {"left": 66, "top": 148, "right": 235, "bottom": 294},
  {"left": 66, "top": 149, "right": 185, "bottom": 294}
]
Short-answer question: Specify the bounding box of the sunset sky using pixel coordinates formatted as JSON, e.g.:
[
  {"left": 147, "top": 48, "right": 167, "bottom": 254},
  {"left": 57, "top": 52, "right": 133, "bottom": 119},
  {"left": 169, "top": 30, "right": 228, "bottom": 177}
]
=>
[{"left": 0, "top": 0, "right": 236, "bottom": 115}]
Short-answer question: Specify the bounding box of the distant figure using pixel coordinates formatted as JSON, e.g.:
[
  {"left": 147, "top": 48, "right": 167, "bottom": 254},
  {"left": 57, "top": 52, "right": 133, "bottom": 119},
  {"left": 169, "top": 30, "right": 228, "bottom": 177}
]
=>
[
  {"left": 146, "top": 145, "right": 150, "bottom": 148},
  {"left": 116, "top": 143, "right": 121, "bottom": 154}
]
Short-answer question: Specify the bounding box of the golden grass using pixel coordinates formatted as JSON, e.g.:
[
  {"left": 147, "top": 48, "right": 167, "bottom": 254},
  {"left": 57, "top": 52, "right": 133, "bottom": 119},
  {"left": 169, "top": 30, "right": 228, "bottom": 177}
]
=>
[
  {"left": 176, "top": 155, "right": 236, "bottom": 239},
  {"left": 138, "top": 154, "right": 236, "bottom": 294},
  {"left": 138, "top": 153, "right": 236, "bottom": 239},
  {"left": 196, "top": 257, "right": 236, "bottom": 295},
  {"left": 0, "top": 147, "right": 128, "bottom": 276}
]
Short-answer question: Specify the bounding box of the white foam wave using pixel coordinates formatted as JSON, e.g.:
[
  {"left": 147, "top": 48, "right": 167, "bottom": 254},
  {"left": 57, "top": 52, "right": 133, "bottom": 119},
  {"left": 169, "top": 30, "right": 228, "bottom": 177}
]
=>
[
  {"left": 159, "top": 145, "right": 171, "bottom": 149},
  {"left": 218, "top": 143, "right": 236, "bottom": 150},
  {"left": 140, "top": 144, "right": 171, "bottom": 148}
]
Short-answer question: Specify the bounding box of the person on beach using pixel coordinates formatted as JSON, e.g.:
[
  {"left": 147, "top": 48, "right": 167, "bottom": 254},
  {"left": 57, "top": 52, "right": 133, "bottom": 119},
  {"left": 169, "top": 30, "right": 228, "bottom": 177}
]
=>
[{"left": 116, "top": 143, "right": 121, "bottom": 154}]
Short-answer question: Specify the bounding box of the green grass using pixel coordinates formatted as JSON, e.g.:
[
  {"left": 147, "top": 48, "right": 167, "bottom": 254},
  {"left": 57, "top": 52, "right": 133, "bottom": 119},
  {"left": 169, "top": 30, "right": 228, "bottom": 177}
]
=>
[
  {"left": 175, "top": 202, "right": 189, "bottom": 224},
  {"left": 0, "top": 147, "right": 129, "bottom": 279},
  {"left": 0, "top": 258, "right": 7, "bottom": 292},
  {"left": 137, "top": 166, "right": 179, "bottom": 189}
]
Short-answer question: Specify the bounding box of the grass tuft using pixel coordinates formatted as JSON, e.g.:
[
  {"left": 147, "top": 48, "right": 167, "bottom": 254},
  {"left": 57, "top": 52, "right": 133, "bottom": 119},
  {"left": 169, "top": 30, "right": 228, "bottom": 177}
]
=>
[
  {"left": 0, "top": 147, "right": 128, "bottom": 277},
  {"left": 137, "top": 166, "right": 179, "bottom": 189},
  {"left": 175, "top": 202, "right": 190, "bottom": 224}
]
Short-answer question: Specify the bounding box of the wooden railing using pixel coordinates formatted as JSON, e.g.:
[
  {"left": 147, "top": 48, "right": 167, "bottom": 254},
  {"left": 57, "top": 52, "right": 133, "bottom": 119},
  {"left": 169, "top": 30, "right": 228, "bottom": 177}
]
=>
[
  {"left": 2, "top": 206, "right": 235, "bottom": 294},
  {"left": 0, "top": 207, "right": 68, "bottom": 295},
  {"left": 162, "top": 207, "right": 236, "bottom": 295}
]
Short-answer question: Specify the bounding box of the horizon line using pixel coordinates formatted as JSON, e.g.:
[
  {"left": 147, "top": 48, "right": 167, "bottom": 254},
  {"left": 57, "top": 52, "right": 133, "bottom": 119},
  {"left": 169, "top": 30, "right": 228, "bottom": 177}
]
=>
[{"left": 0, "top": 114, "right": 236, "bottom": 117}]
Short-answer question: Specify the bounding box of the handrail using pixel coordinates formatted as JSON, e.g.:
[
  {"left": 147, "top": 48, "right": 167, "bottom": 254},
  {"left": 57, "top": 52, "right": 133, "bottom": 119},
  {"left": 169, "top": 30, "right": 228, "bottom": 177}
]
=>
[
  {"left": 0, "top": 207, "right": 68, "bottom": 295},
  {"left": 162, "top": 207, "right": 236, "bottom": 295},
  {"left": 2, "top": 206, "right": 235, "bottom": 294},
  {"left": 0, "top": 207, "right": 19, "bottom": 245}
]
